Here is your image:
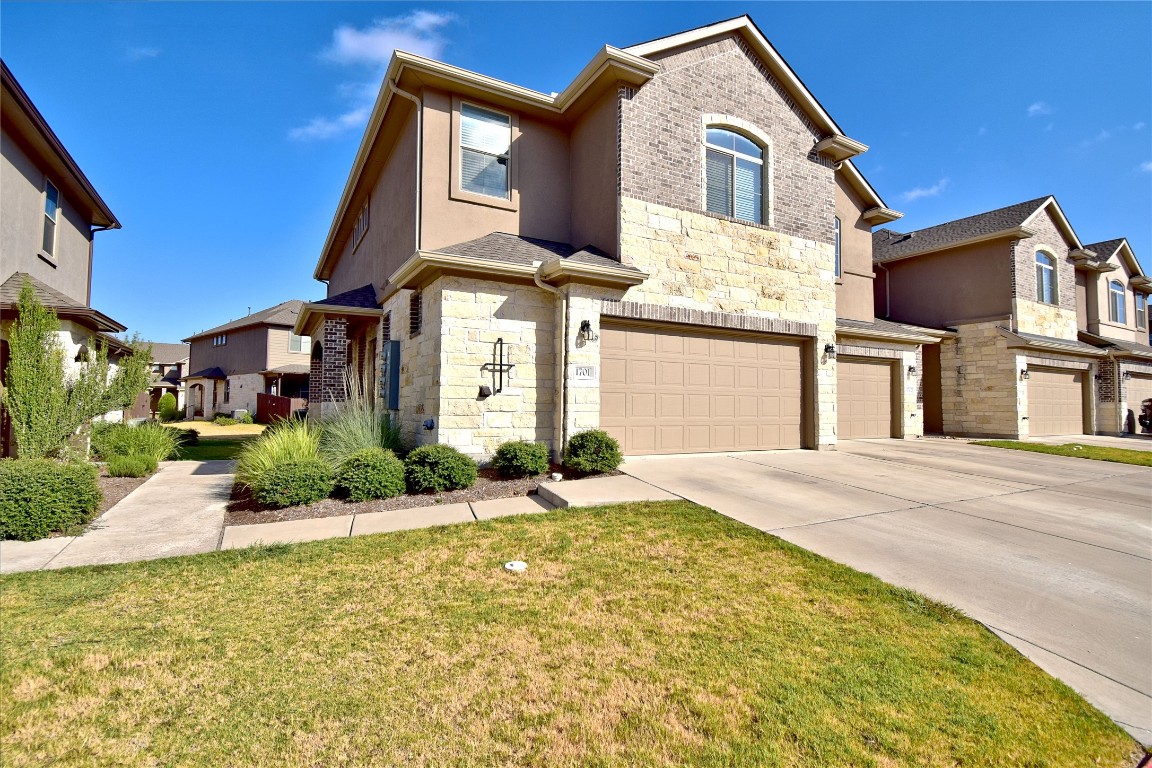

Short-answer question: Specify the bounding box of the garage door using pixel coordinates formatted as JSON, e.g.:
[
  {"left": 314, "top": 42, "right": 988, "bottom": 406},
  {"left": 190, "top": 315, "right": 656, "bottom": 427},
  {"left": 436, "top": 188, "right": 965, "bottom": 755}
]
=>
[
  {"left": 600, "top": 323, "right": 803, "bottom": 455},
  {"left": 1127, "top": 375, "right": 1152, "bottom": 431},
  {"left": 1028, "top": 368, "right": 1085, "bottom": 436},
  {"left": 837, "top": 358, "right": 893, "bottom": 439}
]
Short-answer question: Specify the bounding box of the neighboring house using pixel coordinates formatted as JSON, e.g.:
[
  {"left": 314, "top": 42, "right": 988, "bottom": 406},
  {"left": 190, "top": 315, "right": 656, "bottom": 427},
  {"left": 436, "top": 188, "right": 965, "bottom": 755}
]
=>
[
  {"left": 0, "top": 61, "right": 126, "bottom": 456},
  {"left": 182, "top": 300, "right": 309, "bottom": 419},
  {"left": 298, "top": 16, "right": 938, "bottom": 459},
  {"left": 126, "top": 342, "right": 189, "bottom": 420},
  {"left": 874, "top": 196, "right": 1112, "bottom": 439},
  {"left": 1073, "top": 239, "right": 1152, "bottom": 434}
]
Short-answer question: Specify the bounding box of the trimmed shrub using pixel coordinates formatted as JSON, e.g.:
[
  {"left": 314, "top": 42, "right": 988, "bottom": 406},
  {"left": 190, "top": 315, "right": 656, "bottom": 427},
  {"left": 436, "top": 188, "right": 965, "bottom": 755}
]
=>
[
  {"left": 106, "top": 454, "right": 157, "bottom": 478},
  {"left": 235, "top": 418, "right": 322, "bottom": 490},
  {"left": 336, "top": 448, "right": 406, "bottom": 502},
  {"left": 320, "top": 370, "right": 407, "bottom": 466},
  {"left": 404, "top": 444, "right": 478, "bottom": 493},
  {"left": 91, "top": 421, "right": 180, "bottom": 463},
  {"left": 252, "top": 459, "right": 334, "bottom": 509},
  {"left": 170, "top": 428, "right": 199, "bottom": 447},
  {"left": 563, "top": 429, "right": 623, "bottom": 474},
  {"left": 157, "top": 392, "right": 180, "bottom": 422},
  {"left": 238, "top": 412, "right": 255, "bottom": 425},
  {"left": 491, "top": 440, "right": 550, "bottom": 478},
  {"left": 0, "top": 459, "right": 101, "bottom": 541},
  {"left": 213, "top": 416, "right": 238, "bottom": 426}
]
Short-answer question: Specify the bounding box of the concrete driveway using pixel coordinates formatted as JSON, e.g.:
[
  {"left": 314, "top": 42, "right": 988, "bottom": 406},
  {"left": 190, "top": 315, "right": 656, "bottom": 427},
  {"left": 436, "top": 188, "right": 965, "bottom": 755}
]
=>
[{"left": 621, "top": 439, "right": 1152, "bottom": 744}]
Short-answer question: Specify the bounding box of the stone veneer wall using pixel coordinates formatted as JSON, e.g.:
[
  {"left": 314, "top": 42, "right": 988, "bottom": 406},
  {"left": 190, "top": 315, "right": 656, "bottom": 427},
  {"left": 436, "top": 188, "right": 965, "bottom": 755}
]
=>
[
  {"left": 222, "top": 372, "right": 264, "bottom": 417},
  {"left": 435, "top": 275, "right": 556, "bottom": 459},
  {"left": 618, "top": 198, "right": 838, "bottom": 447},
  {"left": 836, "top": 338, "right": 924, "bottom": 439},
  {"left": 1011, "top": 207, "right": 1078, "bottom": 340},
  {"left": 939, "top": 321, "right": 1023, "bottom": 438},
  {"left": 381, "top": 286, "right": 441, "bottom": 448}
]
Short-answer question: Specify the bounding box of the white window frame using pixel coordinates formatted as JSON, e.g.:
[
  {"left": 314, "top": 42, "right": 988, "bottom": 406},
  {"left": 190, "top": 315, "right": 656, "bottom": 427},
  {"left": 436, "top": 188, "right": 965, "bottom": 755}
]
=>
[
  {"left": 1108, "top": 280, "right": 1127, "bottom": 324},
  {"left": 1136, "top": 292, "right": 1147, "bottom": 331},
  {"left": 42, "top": 178, "right": 60, "bottom": 258},
  {"left": 699, "top": 115, "right": 774, "bottom": 228},
  {"left": 212, "top": 334, "right": 228, "bottom": 347},
  {"left": 704, "top": 128, "right": 764, "bottom": 224},
  {"left": 1035, "top": 251, "right": 1057, "bottom": 305},
  {"left": 450, "top": 98, "right": 518, "bottom": 210},
  {"left": 289, "top": 332, "right": 311, "bottom": 354}
]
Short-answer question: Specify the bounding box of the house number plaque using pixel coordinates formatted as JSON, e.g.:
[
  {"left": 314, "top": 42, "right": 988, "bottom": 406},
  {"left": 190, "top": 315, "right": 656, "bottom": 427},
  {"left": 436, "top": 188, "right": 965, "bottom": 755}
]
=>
[{"left": 574, "top": 366, "right": 597, "bottom": 379}]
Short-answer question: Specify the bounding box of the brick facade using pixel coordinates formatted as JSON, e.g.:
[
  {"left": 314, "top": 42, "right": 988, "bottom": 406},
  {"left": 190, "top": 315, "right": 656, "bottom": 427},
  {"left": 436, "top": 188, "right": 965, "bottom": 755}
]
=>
[
  {"left": 1011, "top": 208, "right": 1079, "bottom": 340},
  {"left": 308, "top": 317, "right": 348, "bottom": 420}
]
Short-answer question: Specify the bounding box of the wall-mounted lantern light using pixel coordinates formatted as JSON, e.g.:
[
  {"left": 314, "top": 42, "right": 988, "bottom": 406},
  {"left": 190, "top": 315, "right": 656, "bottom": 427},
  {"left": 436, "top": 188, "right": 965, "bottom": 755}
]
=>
[
  {"left": 579, "top": 320, "right": 598, "bottom": 343},
  {"left": 1020, "top": 369, "right": 1030, "bottom": 381},
  {"left": 823, "top": 343, "right": 837, "bottom": 359},
  {"left": 477, "top": 385, "right": 492, "bottom": 399},
  {"left": 907, "top": 365, "right": 917, "bottom": 376},
  {"left": 1122, "top": 371, "right": 1132, "bottom": 380}
]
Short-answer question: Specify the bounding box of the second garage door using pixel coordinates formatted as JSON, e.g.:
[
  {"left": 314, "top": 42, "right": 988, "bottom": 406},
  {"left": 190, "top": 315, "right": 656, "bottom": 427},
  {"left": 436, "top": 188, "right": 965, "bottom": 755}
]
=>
[
  {"left": 600, "top": 323, "right": 803, "bottom": 455},
  {"left": 1126, "top": 374, "right": 1152, "bottom": 430},
  {"left": 837, "top": 358, "right": 894, "bottom": 439},
  {"left": 1028, "top": 367, "right": 1085, "bottom": 436}
]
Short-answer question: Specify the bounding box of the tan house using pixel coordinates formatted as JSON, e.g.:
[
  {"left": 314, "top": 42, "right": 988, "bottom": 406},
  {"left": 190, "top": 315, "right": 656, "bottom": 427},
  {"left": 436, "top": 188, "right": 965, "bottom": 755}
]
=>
[
  {"left": 182, "top": 300, "right": 309, "bottom": 420},
  {"left": 1073, "top": 238, "right": 1152, "bottom": 433},
  {"left": 1, "top": 60, "right": 127, "bottom": 456},
  {"left": 297, "top": 16, "right": 943, "bottom": 459},
  {"left": 126, "top": 342, "right": 190, "bottom": 420},
  {"left": 874, "top": 196, "right": 1115, "bottom": 438}
]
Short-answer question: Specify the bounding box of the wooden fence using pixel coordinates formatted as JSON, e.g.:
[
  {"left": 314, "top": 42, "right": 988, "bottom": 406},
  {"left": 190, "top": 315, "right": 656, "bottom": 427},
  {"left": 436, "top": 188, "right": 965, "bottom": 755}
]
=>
[{"left": 256, "top": 393, "right": 307, "bottom": 423}]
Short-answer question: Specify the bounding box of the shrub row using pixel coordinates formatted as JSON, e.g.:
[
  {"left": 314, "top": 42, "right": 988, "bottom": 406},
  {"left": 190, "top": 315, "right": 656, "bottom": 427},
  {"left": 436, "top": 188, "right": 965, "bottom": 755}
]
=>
[{"left": 0, "top": 459, "right": 102, "bottom": 541}]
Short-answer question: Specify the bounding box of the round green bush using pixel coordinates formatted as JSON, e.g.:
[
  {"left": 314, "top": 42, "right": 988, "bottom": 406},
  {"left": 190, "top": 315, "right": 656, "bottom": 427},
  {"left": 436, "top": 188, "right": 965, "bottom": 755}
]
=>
[
  {"left": 0, "top": 459, "right": 101, "bottom": 541},
  {"left": 252, "top": 458, "right": 334, "bottom": 509},
  {"left": 106, "top": 454, "right": 157, "bottom": 478},
  {"left": 214, "top": 416, "right": 238, "bottom": 426},
  {"left": 404, "top": 444, "right": 478, "bottom": 493},
  {"left": 157, "top": 392, "right": 180, "bottom": 422},
  {"left": 563, "top": 429, "right": 623, "bottom": 474},
  {"left": 336, "top": 448, "right": 406, "bottom": 502},
  {"left": 491, "top": 440, "right": 550, "bottom": 478}
]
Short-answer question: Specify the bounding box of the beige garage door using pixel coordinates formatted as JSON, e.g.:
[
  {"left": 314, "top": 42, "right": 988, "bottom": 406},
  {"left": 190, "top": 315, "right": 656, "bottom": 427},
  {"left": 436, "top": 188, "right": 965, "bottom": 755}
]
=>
[
  {"left": 600, "top": 323, "right": 803, "bottom": 455},
  {"left": 837, "top": 358, "right": 893, "bottom": 439},
  {"left": 1127, "top": 375, "right": 1152, "bottom": 430},
  {"left": 1028, "top": 367, "right": 1085, "bottom": 436}
]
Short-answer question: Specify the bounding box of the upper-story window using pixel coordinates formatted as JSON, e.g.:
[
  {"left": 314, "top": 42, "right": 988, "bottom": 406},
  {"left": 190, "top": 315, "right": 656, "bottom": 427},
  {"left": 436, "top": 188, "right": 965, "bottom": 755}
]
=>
[
  {"left": 212, "top": 334, "right": 227, "bottom": 347},
  {"left": 352, "top": 200, "right": 369, "bottom": 252},
  {"left": 834, "top": 217, "right": 841, "bottom": 278},
  {"left": 289, "top": 333, "right": 311, "bottom": 353},
  {"left": 460, "top": 104, "right": 511, "bottom": 199},
  {"left": 1035, "top": 251, "right": 1057, "bottom": 304},
  {"left": 705, "top": 127, "right": 763, "bottom": 224},
  {"left": 42, "top": 179, "right": 60, "bottom": 256},
  {"left": 1136, "top": 292, "right": 1147, "bottom": 331},
  {"left": 1108, "top": 280, "right": 1127, "bottom": 324}
]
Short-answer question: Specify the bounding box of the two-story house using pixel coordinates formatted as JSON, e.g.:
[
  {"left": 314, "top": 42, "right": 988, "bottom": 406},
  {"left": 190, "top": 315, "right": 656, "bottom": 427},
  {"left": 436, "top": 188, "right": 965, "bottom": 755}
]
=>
[
  {"left": 298, "top": 16, "right": 941, "bottom": 459},
  {"left": 1073, "top": 238, "right": 1152, "bottom": 433},
  {"left": 873, "top": 196, "right": 1136, "bottom": 439},
  {"left": 1, "top": 60, "right": 127, "bottom": 456},
  {"left": 126, "top": 342, "right": 190, "bottom": 420},
  {"left": 182, "top": 300, "right": 310, "bottom": 419}
]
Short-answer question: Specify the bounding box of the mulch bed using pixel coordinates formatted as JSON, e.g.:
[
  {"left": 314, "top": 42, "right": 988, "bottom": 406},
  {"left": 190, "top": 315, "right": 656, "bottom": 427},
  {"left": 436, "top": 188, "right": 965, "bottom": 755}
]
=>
[
  {"left": 97, "top": 471, "right": 148, "bottom": 515},
  {"left": 225, "top": 465, "right": 622, "bottom": 527}
]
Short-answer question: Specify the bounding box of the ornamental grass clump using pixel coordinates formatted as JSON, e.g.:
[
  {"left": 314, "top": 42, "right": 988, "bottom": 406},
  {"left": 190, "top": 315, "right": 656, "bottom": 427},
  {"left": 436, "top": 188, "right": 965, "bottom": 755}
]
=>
[
  {"left": 235, "top": 418, "right": 322, "bottom": 491},
  {"left": 336, "top": 448, "right": 406, "bottom": 502},
  {"left": 491, "top": 440, "right": 550, "bottom": 478},
  {"left": 563, "top": 429, "right": 623, "bottom": 474},
  {"left": 320, "top": 370, "right": 405, "bottom": 467},
  {"left": 91, "top": 421, "right": 181, "bottom": 464},
  {"left": 106, "top": 454, "right": 158, "bottom": 478},
  {"left": 404, "top": 444, "right": 478, "bottom": 493},
  {"left": 0, "top": 459, "right": 101, "bottom": 541},
  {"left": 253, "top": 459, "right": 334, "bottom": 509}
]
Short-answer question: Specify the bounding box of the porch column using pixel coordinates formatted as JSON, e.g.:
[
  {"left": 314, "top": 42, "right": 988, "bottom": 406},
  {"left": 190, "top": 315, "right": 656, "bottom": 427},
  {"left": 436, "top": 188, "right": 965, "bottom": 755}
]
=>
[{"left": 311, "top": 317, "right": 349, "bottom": 419}]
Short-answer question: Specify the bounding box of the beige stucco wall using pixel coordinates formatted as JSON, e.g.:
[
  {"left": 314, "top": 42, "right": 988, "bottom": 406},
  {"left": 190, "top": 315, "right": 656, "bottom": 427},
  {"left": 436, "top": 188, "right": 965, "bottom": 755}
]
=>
[
  {"left": 1082, "top": 254, "right": 1147, "bottom": 343},
  {"left": 569, "top": 93, "right": 618, "bottom": 257},
  {"left": 881, "top": 240, "right": 1012, "bottom": 327},
  {"left": 1, "top": 128, "right": 95, "bottom": 305},
  {"left": 834, "top": 171, "right": 875, "bottom": 322}
]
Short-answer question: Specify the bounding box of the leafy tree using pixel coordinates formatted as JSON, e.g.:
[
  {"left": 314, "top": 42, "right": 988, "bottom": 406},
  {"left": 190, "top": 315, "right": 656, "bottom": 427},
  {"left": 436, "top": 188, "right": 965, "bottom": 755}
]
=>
[{"left": 0, "top": 279, "right": 152, "bottom": 458}]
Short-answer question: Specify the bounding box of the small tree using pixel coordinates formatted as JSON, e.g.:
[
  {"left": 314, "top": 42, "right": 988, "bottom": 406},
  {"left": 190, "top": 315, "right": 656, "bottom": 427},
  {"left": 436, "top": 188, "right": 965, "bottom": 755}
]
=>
[
  {"left": 0, "top": 279, "right": 152, "bottom": 458},
  {"left": 157, "top": 392, "right": 179, "bottom": 422}
]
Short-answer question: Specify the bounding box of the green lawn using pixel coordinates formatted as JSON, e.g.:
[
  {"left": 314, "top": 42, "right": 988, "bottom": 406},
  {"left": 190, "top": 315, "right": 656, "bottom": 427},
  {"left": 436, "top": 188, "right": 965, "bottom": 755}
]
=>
[
  {"left": 0, "top": 502, "right": 1136, "bottom": 767},
  {"left": 175, "top": 436, "right": 253, "bottom": 461},
  {"left": 972, "top": 440, "right": 1152, "bottom": 467}
]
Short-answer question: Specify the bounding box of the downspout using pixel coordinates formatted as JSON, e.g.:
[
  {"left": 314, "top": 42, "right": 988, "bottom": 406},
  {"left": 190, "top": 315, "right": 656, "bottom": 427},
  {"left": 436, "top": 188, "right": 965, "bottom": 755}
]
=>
[
  {"left": 876, "top": 261, "right": 891, "bottom": 319},
  {"left": 386, "top": 81, "right": 422, "bottom": 251},
  {"left": 533, "top": 261, "right": 569, "bottom": 457}
]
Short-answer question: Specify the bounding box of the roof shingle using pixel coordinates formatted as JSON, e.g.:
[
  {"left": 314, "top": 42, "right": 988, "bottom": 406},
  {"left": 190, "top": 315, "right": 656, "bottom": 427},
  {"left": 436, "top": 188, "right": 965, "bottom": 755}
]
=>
[
  {"left": 436, "top": 232, "right": 644, "bottom": 274},
  {"left": 184, "top": 300, "right": 304, "bottom": 341},
  {"left": 873, "top": 197, "right": 1051, "bottom": 263}
]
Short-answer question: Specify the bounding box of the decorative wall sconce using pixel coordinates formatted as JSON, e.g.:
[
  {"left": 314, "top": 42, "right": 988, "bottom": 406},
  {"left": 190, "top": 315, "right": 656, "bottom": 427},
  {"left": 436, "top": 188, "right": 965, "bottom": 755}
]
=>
[
  {"left": 477, "top": 385, "right": 492, "bottom": 399},
  {"left": 578, "top": 320, "right": 598, "bottom": 343},
  {"left": 1019, "top": 369, "right": 1030, "bottom": 381},
  {"left": 1122, "top": 371, "right": 1132, "bottom": 380},
  {"left": 907, "top": 365, "right": 917, "bottom": 376},
  {"left": 823, "top": 343, "right": 837, "bottom": 359}
]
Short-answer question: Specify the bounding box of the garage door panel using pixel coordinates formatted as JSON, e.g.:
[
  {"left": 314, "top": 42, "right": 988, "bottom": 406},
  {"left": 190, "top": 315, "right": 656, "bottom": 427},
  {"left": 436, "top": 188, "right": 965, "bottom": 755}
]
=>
[
  {"left": 1029, "top": 368, "right": 1085, "bottom": 436},
  {"left": 838, "top": 358, "right": 893, "bottom": 440},
  {"left": 600, "top": 324, "right": 803, "bottom": 455}
]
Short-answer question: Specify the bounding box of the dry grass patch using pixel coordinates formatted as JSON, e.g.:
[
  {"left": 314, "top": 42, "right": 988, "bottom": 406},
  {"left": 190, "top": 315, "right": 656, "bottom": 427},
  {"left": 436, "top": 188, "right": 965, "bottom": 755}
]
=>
[
  {"left": 0, "top": 502, "right": 1138, "bottom": 767},
  {"left": 163, "top": 420, "right": 265, "bottom": 438}
]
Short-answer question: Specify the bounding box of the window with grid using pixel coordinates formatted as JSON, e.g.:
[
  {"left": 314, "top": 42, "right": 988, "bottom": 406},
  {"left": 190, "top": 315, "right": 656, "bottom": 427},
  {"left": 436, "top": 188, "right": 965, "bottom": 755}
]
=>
[
  {"left": 289, "top": 333, "right": 311, "bottom": 353},
  {"left": 42, "top": 179, "right": 59, "bottom": 256},
  {"left": 1136, "top": 292, "right": 1147, "bottom": 331},
  {"left": 1109, "top": 280, "right": 1127, "bottom": 324},
  {"left": 460, "top": 104, "right": 511, "bottom": 199},
  {"left": 1035, "top": 251, "right": 1057, "bottom": 304},
  {"left": 705, "top": 127, "right": 763, "bottom": 224}
]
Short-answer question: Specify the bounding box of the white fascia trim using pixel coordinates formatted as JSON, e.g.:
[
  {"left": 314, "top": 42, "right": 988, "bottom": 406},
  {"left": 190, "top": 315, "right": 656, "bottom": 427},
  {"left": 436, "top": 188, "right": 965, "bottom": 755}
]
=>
[
  {"left": 537, "top": 259, "right": 648, "bottom": 285},
  {"left": 997, "top": 327, "right": 1106, "bottom": 357},
  {"left": 835, "top": 326, "right": 939, "bottom": 344},
  {"left": 841, "top": 160, "right": 898, "bottom": 218},
  {"left": 814, "top": 134, "right": 868, "bottom": 162}
]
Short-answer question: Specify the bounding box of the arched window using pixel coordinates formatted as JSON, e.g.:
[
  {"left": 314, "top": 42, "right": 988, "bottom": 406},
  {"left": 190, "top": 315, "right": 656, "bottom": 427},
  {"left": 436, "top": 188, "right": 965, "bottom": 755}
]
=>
[
  {"left": 1109, "top": 280, "right": 1127, "bottom": 324},
  {"left": 1035, "top": 251, "right": 1057, "bottom": 304},
  {"left": 705, "top": 127, "right": 764, "bottom": 224}
]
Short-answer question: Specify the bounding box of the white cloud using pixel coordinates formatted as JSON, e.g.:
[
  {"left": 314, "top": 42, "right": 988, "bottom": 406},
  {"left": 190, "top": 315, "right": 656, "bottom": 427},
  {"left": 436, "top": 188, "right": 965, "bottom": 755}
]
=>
[
  {"left": 1134, "top": 122, "right": 1147, "bottom": 131},
  {"left": 977, "top": 126, "right": 987, "bottom": 137},
  {"left": 1080, "top": 128, "right": 1114, "bottom": 148},
  {"left": 1027, "top": 101, "right": 1052, "bottom": 118},
  {"left": 901, "top": 177, "right": 949, "bottom": 203},
  {"left": 290, "top": 11, "right": 454, "bottom": 141},
  {"left": 1139, "top": 161, "right": 1152, "bottom": 173},
  {"left": 126, "top": 46, "right": 161, "bottom": 61}
]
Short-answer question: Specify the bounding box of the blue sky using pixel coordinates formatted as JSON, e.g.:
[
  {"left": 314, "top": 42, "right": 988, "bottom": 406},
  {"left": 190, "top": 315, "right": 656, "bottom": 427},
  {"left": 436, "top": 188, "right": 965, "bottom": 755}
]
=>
[{"left": 2, "top": 2, "right": 1149, "bottom": 343}]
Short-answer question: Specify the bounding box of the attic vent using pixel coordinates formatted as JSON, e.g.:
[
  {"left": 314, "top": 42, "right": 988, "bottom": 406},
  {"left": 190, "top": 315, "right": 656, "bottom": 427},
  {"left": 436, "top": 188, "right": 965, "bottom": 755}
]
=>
[
  {"left": 409, "top": 291, "right": 422, "bottom": 337},
  {"left": 382, "top": 311, "right": 392, "bottom": 341}
]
